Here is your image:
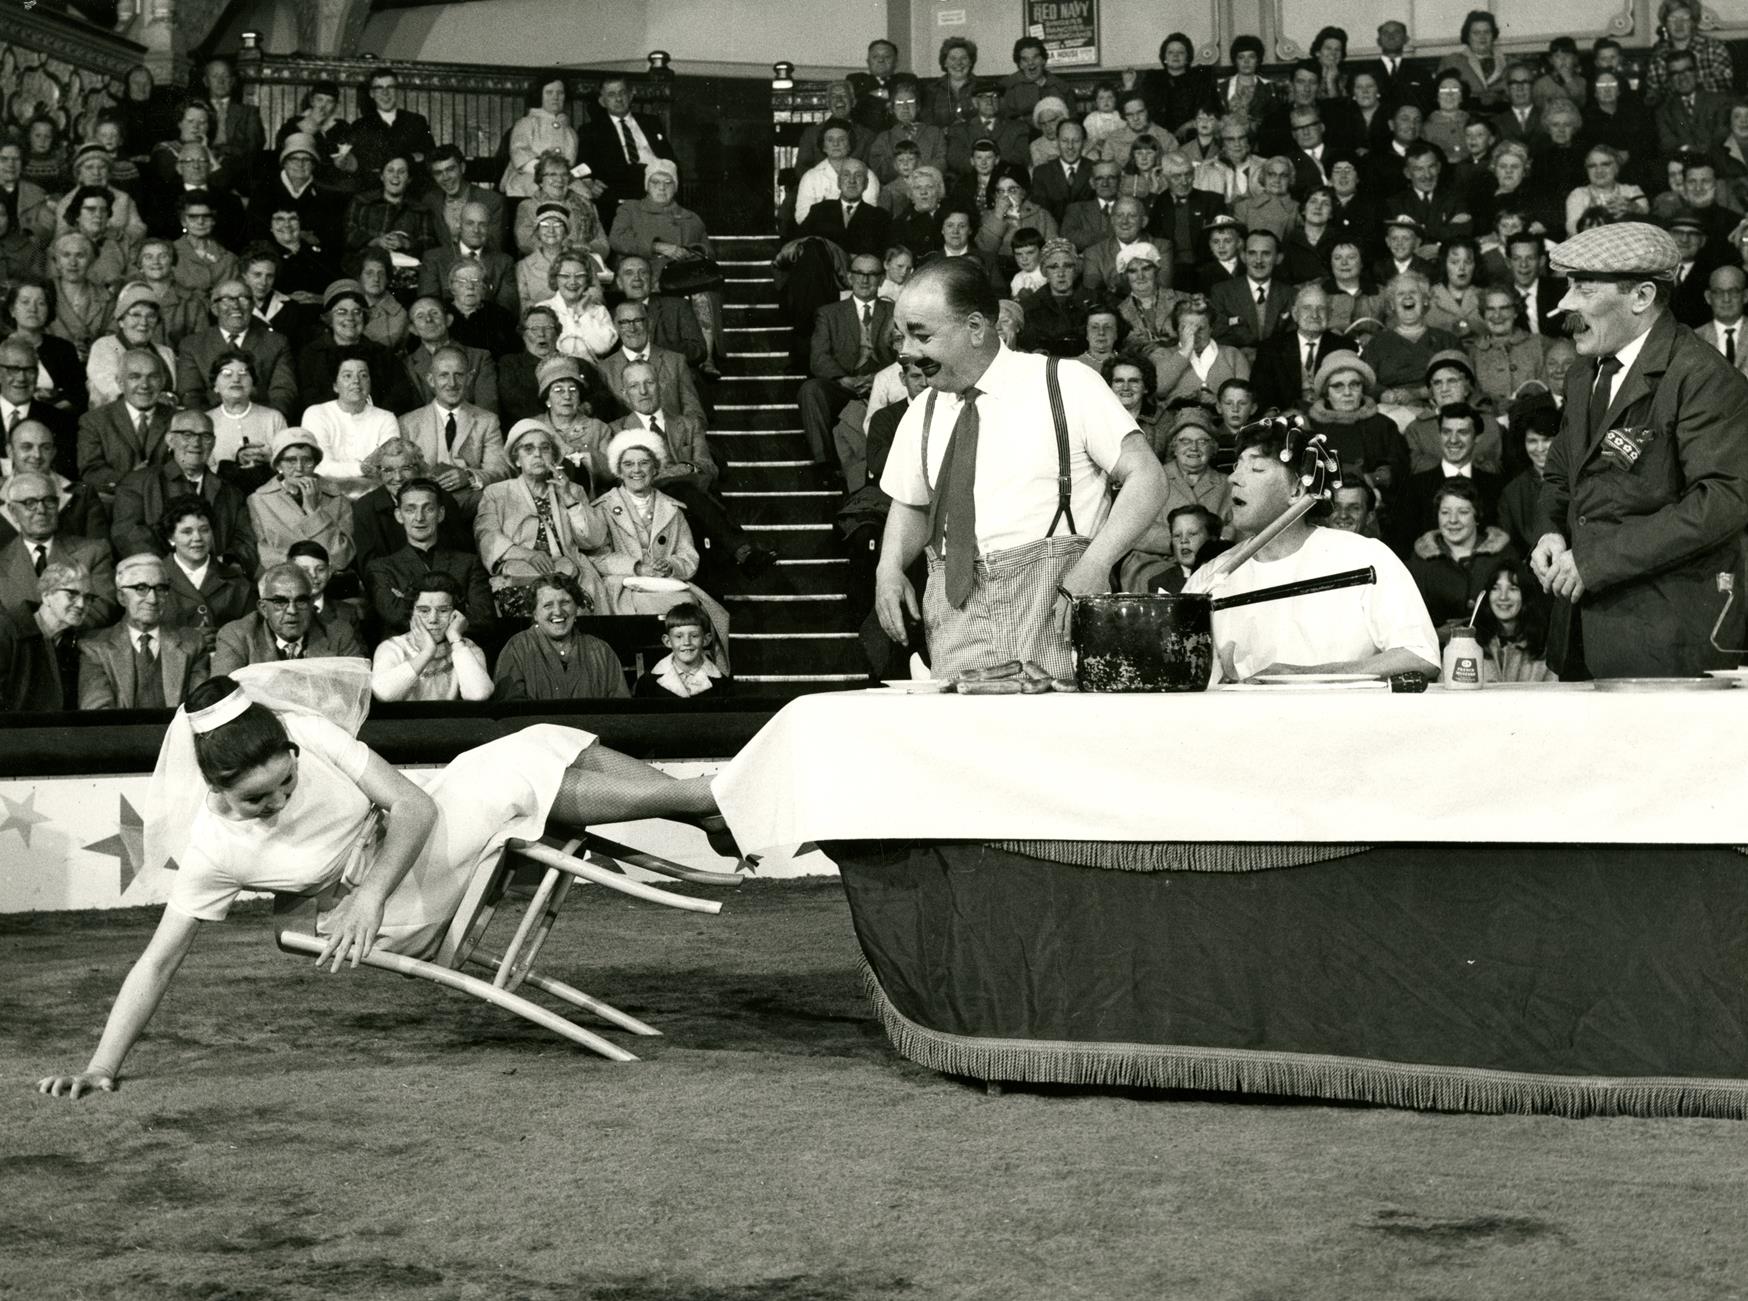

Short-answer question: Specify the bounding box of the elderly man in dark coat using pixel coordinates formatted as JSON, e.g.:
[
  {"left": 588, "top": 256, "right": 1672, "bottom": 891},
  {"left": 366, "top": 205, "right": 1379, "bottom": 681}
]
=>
[{"left": 1532, "top": 222, "right": 1748, "bottom": 677}]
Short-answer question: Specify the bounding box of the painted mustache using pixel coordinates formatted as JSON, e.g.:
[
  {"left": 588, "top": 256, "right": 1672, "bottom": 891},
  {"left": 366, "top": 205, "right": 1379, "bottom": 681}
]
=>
[{"left": 901, "top": 355, "right": 943, "bottom": 375}]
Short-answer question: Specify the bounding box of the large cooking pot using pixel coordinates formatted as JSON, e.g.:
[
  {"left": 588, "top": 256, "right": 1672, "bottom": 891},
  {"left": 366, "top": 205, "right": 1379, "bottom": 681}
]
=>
[{"left": 1070, "top": 567, "right": 1377, "bottom": 692}]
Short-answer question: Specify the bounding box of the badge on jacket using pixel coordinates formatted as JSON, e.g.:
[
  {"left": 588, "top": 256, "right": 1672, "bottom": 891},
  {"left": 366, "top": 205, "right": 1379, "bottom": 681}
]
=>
[{"left": 1600, "top": 425, "right": 1655, "bottom": 472}]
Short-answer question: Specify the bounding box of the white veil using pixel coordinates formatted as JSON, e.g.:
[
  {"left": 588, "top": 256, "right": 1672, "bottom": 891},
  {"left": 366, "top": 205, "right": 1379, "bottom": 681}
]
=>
[{"left": 143, "top": 658, "right": 374, "bottom": 875}]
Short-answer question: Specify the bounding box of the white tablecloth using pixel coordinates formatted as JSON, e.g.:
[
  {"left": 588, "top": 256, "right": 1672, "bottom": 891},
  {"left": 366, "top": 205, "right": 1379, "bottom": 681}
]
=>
[{"left": 712, "top": 685, "right": 1748, "bottom": 853}]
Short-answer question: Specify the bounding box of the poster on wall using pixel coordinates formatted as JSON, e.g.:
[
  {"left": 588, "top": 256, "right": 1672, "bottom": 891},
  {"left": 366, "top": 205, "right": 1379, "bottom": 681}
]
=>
[{"left": 1023, "top": 0, "right": 1098, "bottom": 68}]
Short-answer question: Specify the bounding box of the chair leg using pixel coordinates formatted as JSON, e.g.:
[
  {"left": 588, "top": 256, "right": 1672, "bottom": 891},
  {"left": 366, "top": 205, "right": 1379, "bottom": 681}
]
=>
[
  {"left": 583, "top": 833, "right": 746, "bottom": 887},
  {"left": 492, "top": 868, "right": 572, "bottom": 991},
  {"left": 511, "top": 840, "right": 723, "bottom": 915},
  {"left": 275, "top": 930, "right": 639, "bottom": 1062},
  {"left": 467, "top": 948, "right": 663, "bottom": 1037}
]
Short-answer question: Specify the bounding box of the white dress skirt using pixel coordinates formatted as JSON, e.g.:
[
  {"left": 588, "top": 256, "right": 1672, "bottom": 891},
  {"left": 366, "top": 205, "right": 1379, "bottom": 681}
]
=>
[{"left": 167, "top": 716, "right": 595, "bottom": 959}]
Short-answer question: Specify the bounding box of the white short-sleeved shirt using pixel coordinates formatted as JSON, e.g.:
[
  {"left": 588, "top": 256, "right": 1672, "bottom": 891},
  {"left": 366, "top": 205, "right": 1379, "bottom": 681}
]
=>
[
  {"left": 1210, "top": 526, "right": 1439, "bottom": 682},
  {"left": 169, "top": 714, "right": 373, "bottom": 923},
  {"left": 880, "top": 348, "right": 1138, "bottom": 554}
]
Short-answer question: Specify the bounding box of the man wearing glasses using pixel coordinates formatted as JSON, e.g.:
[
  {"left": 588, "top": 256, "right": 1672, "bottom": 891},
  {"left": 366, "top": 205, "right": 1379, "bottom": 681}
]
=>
[
  {"left": 77, "top": 553, "right": 209, "bottom": 709},
  {"left": 211, "top": 562, "right": 364, "bottom": 676},
  {"left": 1, "top": 415, "right": 108, "bottom": 542},
  {"left": 0, "top": 471, "right": 116, "bottom": 627},
  {"left": 1490, "top": 64, "right": 1545, "bottom": 147},
  {"left": 0, "top": 558, "right": 96, "bottom": 711},
  {"left": 347, "top": 68, "right": 436, "bottom": 186},
  {"left": 111, "top": 411, "right": 257, "bottom": 573},
  {"left": 798, "top": 253, "right": 896, "bottom": 476},
  {"left": 174, "top": 278, "right": 299, "bottom": 414},
  {"left": 0, "top": 338, "right": 77, "bottom": 481}
]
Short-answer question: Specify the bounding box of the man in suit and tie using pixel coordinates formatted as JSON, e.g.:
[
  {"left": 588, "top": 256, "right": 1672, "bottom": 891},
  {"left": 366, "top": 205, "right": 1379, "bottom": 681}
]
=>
[
  {"left": 945, "top": 81, "right": 1031, "bottom": 180},
  {"left": 1363, "top": 20, "right": 1432, "bottom": 114},
  {"left": 799, "top": 159, "right": 893, "bottom": 257},
  {"left": 609, "top": 361, "right": 776, "bottom": 578},
  {"left": 1532, "top": 221, "right": 1748, "bottom": 677},
  {"left": 1252, "top": 285, "right": 1357, "bottom": 413},
  {"left": 174, "top": 279, "right": 299, "bottom": 414},
  {"left": 0, "top": 338, "right": 78, "bottom": 486},
  {"left": 577, "top": 77, "right": 676, "bottom": 231},
  {"left": 418, "top": 202, "right": 518, "bottom": 314},
  {"left": 211, "top": 562, "right": 365, "bottom": 675},
  {"left": 364, "top": 476, "right": 495, "bottom": 639},
  {"left": 1504, "top": 232, "right": 1570, "bottom": 338},
  {"left": 1061, "top": 162, "right": 1125, "bottom": 252},
  {"left": 200, "top": 57, "right": 266, "bottom": 191},
  {"left": 1209, "top": 229, "right": 1295, "bottom": 355},
  {"left": 0, "top": 472, "right": 117, "bottom": 627},
  {"left": 848, "top": 39, "right": 901, "bottom": 131},
  {"left": 2, "top": 418, "right": 107, "bottom": 542},
  {"left": 1387, "top": 144, "right": 1474, "bottom": 252},
  {"left": 397, "top": 345, "right": 511, "bottom": 519},
  {"left": 1283, "top": 107, "right": 1335, "bottom": 200},
  {"left": 77, "top": 349, "right": 173, "bottom": 495},
  {"left": 798, "top": 252, "right": 896, "bottom": 473},
  {"left": 1694, "top": 264, "right": 1748, "bottom": 372},
  {"left": 1027, "top": 121, "right": 1096, "bottom": 223},
  {"left": 1667, "top": 208, "right": 1730, "bottom": 328},
  {"left": 1492, "top": 64, "right": 1546, "bottom": 146},
  {"left": 1655, "top": 50, "right": 1732, "bottom": 158},
  {"left": 405, "top": 296, "right": 499, "bottom": 414},
  {"left": 78, "top": 553, "right": 208, "bottom": 709},
  {"left": 421, "top": 145, "right": 508, "bottom": 251},
  {"left": 110, "top": 412, "right": 257, "bottom": 573},
  {"left": 598, "top": 299, "right": 707, "bottom": 429}
]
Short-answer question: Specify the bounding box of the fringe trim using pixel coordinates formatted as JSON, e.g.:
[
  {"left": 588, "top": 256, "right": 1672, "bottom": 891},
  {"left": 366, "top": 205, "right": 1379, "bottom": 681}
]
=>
[
  {"left": 859, "top": 960, "right": 1748, "bottom": 1119},
  {"left": 991, "top": 841, "right": 1373, "bottom": 873}
]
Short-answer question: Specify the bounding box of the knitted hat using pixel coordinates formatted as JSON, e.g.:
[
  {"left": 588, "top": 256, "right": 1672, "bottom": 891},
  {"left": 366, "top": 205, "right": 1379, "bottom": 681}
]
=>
[
  {"left": 644, "top": 158, "right": 679, "bottom": 184},
  {"left": 1031, "top": 95, "right": 1071, "bottom": 127},
  {"left": 1311, "top": 349, "right": 1376, "bottom": 397},
  {"left": 1424, "top": 348, "right": 1477, "bottom": 385},
  {"left": 605, "top": 426, "right": 669, "bottom": 469},
  {"left": 1115, "top": 242, "right": 1164, "bottom": 273}
]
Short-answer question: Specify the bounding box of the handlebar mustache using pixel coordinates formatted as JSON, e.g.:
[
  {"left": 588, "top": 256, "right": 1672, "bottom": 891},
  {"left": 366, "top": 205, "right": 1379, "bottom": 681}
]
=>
[{"left": 898, "top": 354, "right": 943, "bottom": 375}]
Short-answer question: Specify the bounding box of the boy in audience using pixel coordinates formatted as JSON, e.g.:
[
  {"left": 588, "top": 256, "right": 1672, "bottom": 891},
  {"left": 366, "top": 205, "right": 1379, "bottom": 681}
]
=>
[
  {"left": 633, "top": 602, "right": 732, "bottom": 699},
  {"left": 1008, "top": 226, "right": 1046, "bottom": 295}
]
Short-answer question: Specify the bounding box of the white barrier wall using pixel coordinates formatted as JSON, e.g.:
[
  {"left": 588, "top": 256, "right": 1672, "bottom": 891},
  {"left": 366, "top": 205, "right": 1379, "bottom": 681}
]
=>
[{"left": 0, "top": 760, "right": 834, "bottom": 916}]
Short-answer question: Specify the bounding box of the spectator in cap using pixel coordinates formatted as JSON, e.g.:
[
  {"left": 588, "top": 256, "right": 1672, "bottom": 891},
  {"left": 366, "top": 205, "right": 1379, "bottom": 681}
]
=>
[
  {"left": 516, "top": 202, "right": 577, "bottom": 310},
  {"left": 272, "top": 81, "right": 357, "bottom": 189},
  {"left": 1530, "top": 219, "right": 1748, "bottom": 676},
  {"left": 1402, "top": 349, "right": 1505, "bottom": 475},
  {"left": 1304, "top": 350, "right": 1409, "bottom": 515},
  {"left": 533, "top": 353, "right": 612, "bottom": 490},
  {"left": 55, "top": 144, "right": 148, "bottom": 254},
  {"left": 1664, "top": 206, "right": 1724, "bottom": 327},
  {"left": 946, "top": 79, "right": 1030, "bottom": 181},
  {"left": 247, "top": 427, "right": 356, "bottom": 572}
]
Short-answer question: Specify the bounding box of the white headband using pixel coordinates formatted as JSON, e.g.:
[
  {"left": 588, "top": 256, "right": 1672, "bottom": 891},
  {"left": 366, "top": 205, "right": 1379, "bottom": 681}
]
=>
[{"left": 188, "top": 688, "right": 250, "bottom": 734}]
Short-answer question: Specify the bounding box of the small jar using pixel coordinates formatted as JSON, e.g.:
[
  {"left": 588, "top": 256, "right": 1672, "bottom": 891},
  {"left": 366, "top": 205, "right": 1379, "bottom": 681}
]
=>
[{"left": 1443, "top": 628, "right": 1484, "bottom": 690}]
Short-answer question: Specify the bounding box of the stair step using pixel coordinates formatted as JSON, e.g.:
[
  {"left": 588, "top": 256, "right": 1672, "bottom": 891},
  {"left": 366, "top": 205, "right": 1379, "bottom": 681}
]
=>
[
  {"left": 723, "top": 351, "right": 790, "bottom": 359},
  {"left": 739, "top": 527, "right": 842, "bottom": 559},
  {"left": 744, "top": 522, "right": 832, "bottom": 530},
  {"left": 714, "top": 234, "right": 782, "bottom": 243},
  {"left": 723, "top": 326, "right": 789, "bottom": 333},
  {"left": 726, "top": 459, "right": 812, "bottom": 467},
  {"left": 718, "top": 260, "right": 775, "bottom": 268},
  {"left": 719, "top": 374, "right": 807, "bottom": 382},
  {"left": 727, "top": 495, "right": 839, "bottom": 525},
  {"left": 738, "top": 674, "right": 870, "bottom": 684},
  {"left": 728, "top": 592, "right": 846, "bottom": 602},
  {"left": 776, "top": 557, "right": 848, "bottom": 565},
  {"left": 730, "top": 637, "right": 870, "bottom": 675},
  {"left": 711, "top": 428, "right": 805, "bottom": 436},
  {"left": 733, "top": 631, "right": 859, "bottom": 640}
]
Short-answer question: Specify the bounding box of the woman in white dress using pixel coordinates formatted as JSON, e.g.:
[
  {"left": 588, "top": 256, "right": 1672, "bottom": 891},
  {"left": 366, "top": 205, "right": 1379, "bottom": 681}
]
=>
[{"left": 36, "top": 659, "right": 728, "bottom": 1098}]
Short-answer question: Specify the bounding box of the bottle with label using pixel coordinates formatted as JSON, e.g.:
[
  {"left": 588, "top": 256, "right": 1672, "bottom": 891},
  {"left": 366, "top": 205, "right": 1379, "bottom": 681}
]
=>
[{"left": 1442, "top": 628, "right": 1483, "bottom": 690}]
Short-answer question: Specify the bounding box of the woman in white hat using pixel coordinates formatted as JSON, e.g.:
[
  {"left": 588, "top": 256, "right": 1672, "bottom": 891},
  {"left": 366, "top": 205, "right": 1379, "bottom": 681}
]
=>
[
  {"left": 536, "top": 355, "right": 613, "bottom": 491},
  {"left": 85, "top": 280, "right": 174, "bottom": 404},
  {"left": 608, "top": 160, "right": 724, "bottom": 376},
  {"left": 1113, "top": 242, "right": 1184, "bottom": 356},
  {"left": 474, "top": 417, "right": 612, "bottom": 616},
  {"left": 586, "top": 426, "right": 732, "bottom": 670},
  {"left": 248, "top": 427, "right": 356, "bottom": 571}
]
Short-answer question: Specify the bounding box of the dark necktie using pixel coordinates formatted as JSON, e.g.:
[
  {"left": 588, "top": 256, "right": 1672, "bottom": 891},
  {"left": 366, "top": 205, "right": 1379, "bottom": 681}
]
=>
[
  {"left": 5, "top": 406, "right": 20, "bottom": 435},
  {"left": 926, "top": 385, "right": 982, "bottom": 608},
  {"left": 1256, "top": 284, "right": 1267, "bottom": 307},
  {"left": 279, "top": 639, "right": 302, "bottom": 660},
  {"left": 444, "top": 410, "right": 458, "bottom": 450},
  {"left": 31, "top": 543, "right": 47, "bottom": 576},
  {"left": 225, "top": 332, "right": 242, "bottom": 349},
  {"left": 1726, "top": 327, "right": 1737, "bottom": 365},
  {"left": 650, "top": 415, "right": 664, "bottom": 442},
  {"left": 1305, "top": 339, "right": 1317, "bottom": 374},
  {"left": 135, "top": 632, "right": 165, "bottom": 710},
  {"left": 617, "top": 116, "right": 639, "bottom": 166},
  {"left": 1589, "top": 354, "right": 1622, "bottom": 436}
]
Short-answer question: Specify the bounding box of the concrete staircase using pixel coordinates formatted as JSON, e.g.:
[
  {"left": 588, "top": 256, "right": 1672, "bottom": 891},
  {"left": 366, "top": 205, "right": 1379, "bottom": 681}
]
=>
[{"left": 709, "top": 233, "right": 871, "bottom": 693}]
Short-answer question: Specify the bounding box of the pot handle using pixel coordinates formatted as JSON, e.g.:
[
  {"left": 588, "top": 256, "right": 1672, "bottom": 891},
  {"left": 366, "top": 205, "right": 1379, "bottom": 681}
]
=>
[{"left": 1207, "top": 566, "right": 1376, "bottom": 612}]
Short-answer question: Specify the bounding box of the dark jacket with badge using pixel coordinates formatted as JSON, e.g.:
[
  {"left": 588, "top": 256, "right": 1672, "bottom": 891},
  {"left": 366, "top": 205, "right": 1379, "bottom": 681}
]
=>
[{"left": 1535, "top": 310, "right": 1748, "bottom": 677}]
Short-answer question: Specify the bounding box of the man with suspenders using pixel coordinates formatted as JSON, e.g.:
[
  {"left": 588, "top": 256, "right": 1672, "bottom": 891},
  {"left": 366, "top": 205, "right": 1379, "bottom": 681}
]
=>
[{"left": 874, "top": 259, "right": 1167, "bottom": 677}]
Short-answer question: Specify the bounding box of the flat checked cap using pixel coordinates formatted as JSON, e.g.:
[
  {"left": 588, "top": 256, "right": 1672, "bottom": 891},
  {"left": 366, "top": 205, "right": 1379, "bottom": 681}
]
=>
[{"left": 1549, "top": 221, "right": 1682, "bottom": 279}]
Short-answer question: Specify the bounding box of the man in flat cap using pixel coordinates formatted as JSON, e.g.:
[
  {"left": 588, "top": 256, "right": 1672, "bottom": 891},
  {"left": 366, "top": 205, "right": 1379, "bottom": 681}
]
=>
[{"left": 1530, "top": 221, "right": 1748, "bottom": 677}]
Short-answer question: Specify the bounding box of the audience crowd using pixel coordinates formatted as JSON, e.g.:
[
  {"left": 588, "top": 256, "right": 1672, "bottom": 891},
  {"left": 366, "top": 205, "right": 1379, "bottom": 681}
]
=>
[
  {"left": 1, "top": 57, "right": 761, "bottom": 709},
  {"left": 3, "top": 4, "right": 1742, "bottom": 702}
]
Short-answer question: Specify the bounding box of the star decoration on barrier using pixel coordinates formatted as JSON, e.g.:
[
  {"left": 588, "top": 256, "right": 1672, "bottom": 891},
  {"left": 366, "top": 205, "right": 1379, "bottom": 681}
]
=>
[
  {"left": 82, "top": 795, "right": 169, "bottom": 897},
  {"left": 0, "top": 790, "right": 49, "bottom": 848}
]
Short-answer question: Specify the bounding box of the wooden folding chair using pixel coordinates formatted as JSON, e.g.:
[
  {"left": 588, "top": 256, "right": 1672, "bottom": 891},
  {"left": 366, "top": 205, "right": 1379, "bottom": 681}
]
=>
[{"left": 273, "top": 831, "right": 742, "bottom": 1061}]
